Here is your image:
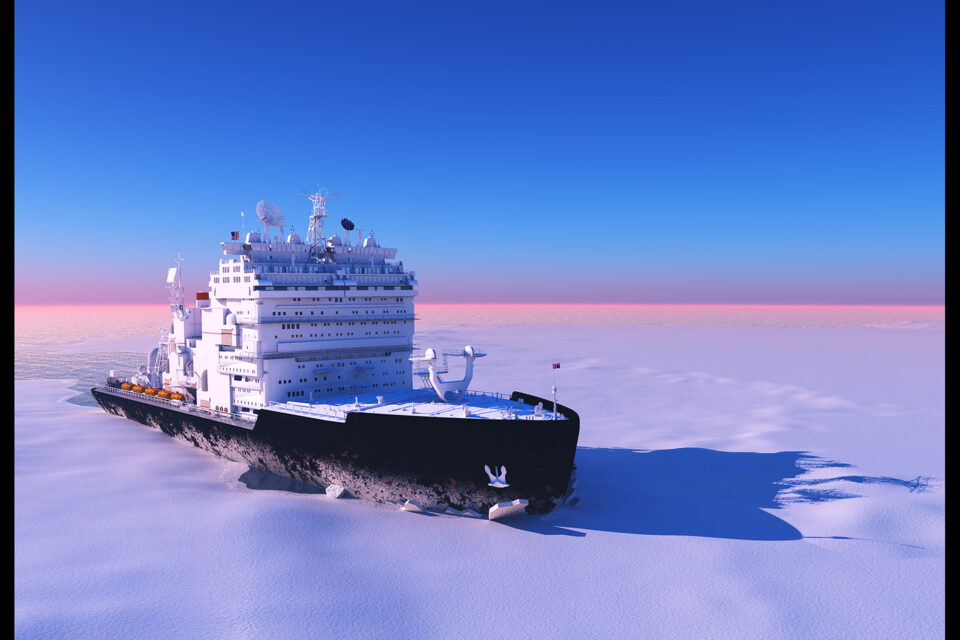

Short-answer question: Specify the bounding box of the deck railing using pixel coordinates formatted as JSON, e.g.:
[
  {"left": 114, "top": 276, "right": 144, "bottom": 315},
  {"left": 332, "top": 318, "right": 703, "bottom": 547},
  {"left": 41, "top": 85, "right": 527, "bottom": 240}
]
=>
[
  {"left": 98, "top": 383, "right": 565, "bottom": 424},
  {"left": 96, "top": 386, "right": 257, "bottom": 424},
  {"left": 263, "top": 400, "right": 348, "bottom": 421}
]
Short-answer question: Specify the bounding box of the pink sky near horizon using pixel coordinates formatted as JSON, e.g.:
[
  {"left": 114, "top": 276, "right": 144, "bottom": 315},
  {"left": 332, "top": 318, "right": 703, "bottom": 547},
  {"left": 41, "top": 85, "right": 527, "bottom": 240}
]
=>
[
  {"left": 13, "top": 302, "right": 947, "bottom": 311},
  {"left": 13, "top": 264, "right": 944, "bottom": 307},
  {"left": 14, "top": 281, "right": 946, "bottom": 307},
  {"left": 15, "top": 303, "right": 945, "bottom": 344}
]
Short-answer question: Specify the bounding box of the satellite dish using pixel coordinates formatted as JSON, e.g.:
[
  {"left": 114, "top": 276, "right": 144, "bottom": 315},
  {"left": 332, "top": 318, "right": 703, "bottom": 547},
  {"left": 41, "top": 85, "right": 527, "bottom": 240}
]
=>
[
  {"left": 341, "top": 218, "right": 355, "bottom": 231},
  {"left": 255, "top": 200, "right": 286, "bottom": 227}
]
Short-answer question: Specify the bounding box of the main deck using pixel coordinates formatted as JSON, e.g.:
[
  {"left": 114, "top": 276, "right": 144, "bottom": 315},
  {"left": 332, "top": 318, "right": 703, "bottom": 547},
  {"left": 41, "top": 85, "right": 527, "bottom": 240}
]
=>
[{"left": 270, "top": 389, "right": 569, "bottom": 422}]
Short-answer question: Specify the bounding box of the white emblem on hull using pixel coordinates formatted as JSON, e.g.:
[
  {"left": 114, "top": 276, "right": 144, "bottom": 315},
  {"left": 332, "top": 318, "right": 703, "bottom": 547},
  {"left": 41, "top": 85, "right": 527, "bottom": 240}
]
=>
[{"left": 484, "top": 464, "right": 510, "bottom": 488}]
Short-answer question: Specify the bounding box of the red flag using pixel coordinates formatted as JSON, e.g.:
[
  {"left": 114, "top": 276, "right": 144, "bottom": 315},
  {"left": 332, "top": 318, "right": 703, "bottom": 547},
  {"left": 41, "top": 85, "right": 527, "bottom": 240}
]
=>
[
  {"left": 231, "top": 231, "right": 239, "bottom": 240},
  {"left": 552, "top": 363, "right": 560, "bottom": 369}
]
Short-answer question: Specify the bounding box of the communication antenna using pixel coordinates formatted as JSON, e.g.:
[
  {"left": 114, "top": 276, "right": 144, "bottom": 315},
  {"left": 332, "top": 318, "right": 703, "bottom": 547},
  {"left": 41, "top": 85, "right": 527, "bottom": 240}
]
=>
[
  {"left": 300, "top": 186, "right": 339, "bottom": 258},
  {"left": 255, "top": 200, "right": 286, "bottom": 243},
  {"left": 153, "top": 325, "right": 169, "bottom": 383},
  {"left": 166, "top": 250, "right": 185, "bottom": 320}
]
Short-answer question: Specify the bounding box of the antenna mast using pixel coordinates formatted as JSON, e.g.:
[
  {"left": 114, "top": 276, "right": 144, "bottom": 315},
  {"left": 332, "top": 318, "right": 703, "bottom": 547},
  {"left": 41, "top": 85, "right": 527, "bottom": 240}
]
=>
[
  {"left": 304, "top": 186, "right": 330, "bottom": 255},
  {"left": 167, "top": 250, "right": 186, "bottom": 320}
]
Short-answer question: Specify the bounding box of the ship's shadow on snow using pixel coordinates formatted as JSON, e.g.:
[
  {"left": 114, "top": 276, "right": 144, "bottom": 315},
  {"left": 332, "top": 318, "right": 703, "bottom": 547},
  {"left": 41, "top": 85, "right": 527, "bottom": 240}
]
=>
[
  {"left": 237, "top": 467, "right": 327, "bottom": 494},
  {"left": 505, "top": 447, "right": 929, "bottom": 541}
]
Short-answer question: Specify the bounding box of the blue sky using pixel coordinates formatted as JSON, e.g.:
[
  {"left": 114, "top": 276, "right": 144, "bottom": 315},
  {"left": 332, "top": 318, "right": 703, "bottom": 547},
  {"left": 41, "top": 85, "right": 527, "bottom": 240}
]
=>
[{"left": 15, "top": 0, "right": 943, "bottom": 304}]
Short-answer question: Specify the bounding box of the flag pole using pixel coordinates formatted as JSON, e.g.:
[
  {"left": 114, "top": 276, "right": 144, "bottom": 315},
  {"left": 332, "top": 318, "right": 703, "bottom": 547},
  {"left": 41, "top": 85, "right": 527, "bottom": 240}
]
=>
[{"left": 552, "top": 361, "right": 559, "bottom": 420}]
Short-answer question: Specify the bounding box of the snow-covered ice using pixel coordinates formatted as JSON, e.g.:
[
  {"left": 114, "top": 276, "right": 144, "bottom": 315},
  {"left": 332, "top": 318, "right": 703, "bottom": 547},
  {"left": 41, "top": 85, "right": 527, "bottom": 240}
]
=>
[{"left": 15, "top": 321, "right": 944, "bottom": 639}]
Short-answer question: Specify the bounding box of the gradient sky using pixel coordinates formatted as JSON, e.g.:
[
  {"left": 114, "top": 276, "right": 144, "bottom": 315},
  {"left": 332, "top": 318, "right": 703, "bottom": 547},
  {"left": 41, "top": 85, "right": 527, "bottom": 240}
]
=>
[{"left": 15, "top": 0, "right": 943, "bottom": 304}]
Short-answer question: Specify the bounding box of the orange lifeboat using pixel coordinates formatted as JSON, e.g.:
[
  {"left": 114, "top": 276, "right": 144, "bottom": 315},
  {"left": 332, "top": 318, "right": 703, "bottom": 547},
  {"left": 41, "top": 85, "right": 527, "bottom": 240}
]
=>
[
  {"left": 157, "top": 389, "right": 172, "bottom": 399},
  {"left": 131, "top": 385, "right": 145, "bottom": 393},
  {"left": 169, "top": 393, "right": 185, "bottom": 401},
  {"left": 144, "top": 388, "right": 159, "bottom": 396},
  {"left": 121, "top": 382, "right": 133, "bottom": 390}
]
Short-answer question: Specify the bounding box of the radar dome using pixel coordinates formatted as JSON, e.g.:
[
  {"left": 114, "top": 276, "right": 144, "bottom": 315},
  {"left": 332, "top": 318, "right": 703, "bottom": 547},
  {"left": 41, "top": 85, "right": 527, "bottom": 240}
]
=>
[
  {"left": 245, "top": 230, "right": 262, "bottom": 243},
  {"left": 287, "top": 231, "right": 303, "bottom": 244},
  {"left": 255, "top": 200, "right": 285, "bottom": 226},
  {"left": 327, "top": 235, "right": 342, "bottom": 246},
  {"left": 363, "top": 233, "right": 379, "bottom": 248},
  {"left": 424, "top": 348, "right": 437, "bottom": 360}
]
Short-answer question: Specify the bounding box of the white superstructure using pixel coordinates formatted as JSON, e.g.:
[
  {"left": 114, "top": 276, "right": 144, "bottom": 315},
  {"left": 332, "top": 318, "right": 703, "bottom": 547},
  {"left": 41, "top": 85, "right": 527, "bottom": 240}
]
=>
[
  {"left": 158, "top": 190, "right": 418, "bottom": 418},
  {"left": 141, "top": 188, "right": 565, "bottom": 423}
]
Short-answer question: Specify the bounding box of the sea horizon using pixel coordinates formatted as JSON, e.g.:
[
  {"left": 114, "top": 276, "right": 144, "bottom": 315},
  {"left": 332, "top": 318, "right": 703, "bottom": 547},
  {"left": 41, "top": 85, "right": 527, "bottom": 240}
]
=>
[
  {"left": 13, "top": 302, "right": 947, "bottom": 307},
  {"left": 15, "top": 302, "right": 945, "bottom": 367}
]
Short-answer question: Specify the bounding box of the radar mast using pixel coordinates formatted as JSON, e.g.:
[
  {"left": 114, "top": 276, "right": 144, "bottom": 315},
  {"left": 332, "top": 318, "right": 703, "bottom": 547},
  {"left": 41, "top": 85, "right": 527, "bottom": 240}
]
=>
[
  {"left": 167, "top": 250, "right": 185, "bottom": 320},
  {"left": 302, "top": 186, "right": 337, "bottom": 260}
]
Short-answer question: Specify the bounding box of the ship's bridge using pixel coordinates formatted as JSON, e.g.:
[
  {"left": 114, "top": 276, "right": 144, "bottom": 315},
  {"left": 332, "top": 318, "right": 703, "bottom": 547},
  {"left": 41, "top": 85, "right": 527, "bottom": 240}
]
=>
[{"left": 221, "top": 233, "right": 397, "bottom": 267}]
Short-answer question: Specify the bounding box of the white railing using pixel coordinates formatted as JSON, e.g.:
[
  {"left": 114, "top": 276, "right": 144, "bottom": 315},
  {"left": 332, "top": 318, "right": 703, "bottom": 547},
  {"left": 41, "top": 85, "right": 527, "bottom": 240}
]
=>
[
  {"left": 464, "top": 389, "right": 509, "bottom": 400},
  {"left": 97, "top": 385, "right": 571, "bottom": 424},
  {"left": 218, "top": 364, "right": 260, "bottom": 376},
  {"left": 462, "top": 390, "right": 567, "bottom": 420},
  {"left": 264, "top": 400, "right": 348, "bottom": 421},
  {"left": 96, "top": 386, "right": 257, "bottom": 424}
]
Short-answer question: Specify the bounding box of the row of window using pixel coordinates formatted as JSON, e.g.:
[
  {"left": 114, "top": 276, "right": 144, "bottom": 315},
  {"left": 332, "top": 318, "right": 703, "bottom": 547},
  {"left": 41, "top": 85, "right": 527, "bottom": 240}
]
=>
[
  {"left": 272, "top": 320, "right": 407, "bottom": 328},
  {"left": 270, "top": 309, "right": 406, "bottom": 317},
  {"left": 294, "top": 350, "right": 395, "bottom": 364},
  {"left": 274, "top": 330, "right": 403, "bottom": 339},
  {"left": 253, "top": 285, "right": 413, "bottom": 292},
  {"left": 287, "top": 297, "right": 405, "bottom": 302},
  {"left": 287, "top": 381, "right": 402, "bottom": 397}
]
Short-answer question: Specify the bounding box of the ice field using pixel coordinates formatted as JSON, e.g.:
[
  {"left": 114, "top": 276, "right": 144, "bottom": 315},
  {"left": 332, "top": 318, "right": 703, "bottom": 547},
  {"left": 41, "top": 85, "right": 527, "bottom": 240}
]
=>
[{"left": 15, "top": 308, "right": 944, "bottom": 639}]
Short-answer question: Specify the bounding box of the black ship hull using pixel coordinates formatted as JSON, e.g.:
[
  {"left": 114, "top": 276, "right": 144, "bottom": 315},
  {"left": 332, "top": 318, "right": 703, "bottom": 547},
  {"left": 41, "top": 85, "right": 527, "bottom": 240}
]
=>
[{"left": 91, "top": 387, "right": 580, "bottom": 515}]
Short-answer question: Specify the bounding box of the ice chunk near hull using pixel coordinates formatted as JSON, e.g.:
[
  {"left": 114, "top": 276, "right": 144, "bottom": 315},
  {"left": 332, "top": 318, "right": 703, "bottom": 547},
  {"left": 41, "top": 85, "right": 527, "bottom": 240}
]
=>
[
  {"left": 325, "top": 484, "right": 350, "bottom": 499},
  {"left": 488, "top": 499, "right": 529, "bottom": 521}
]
